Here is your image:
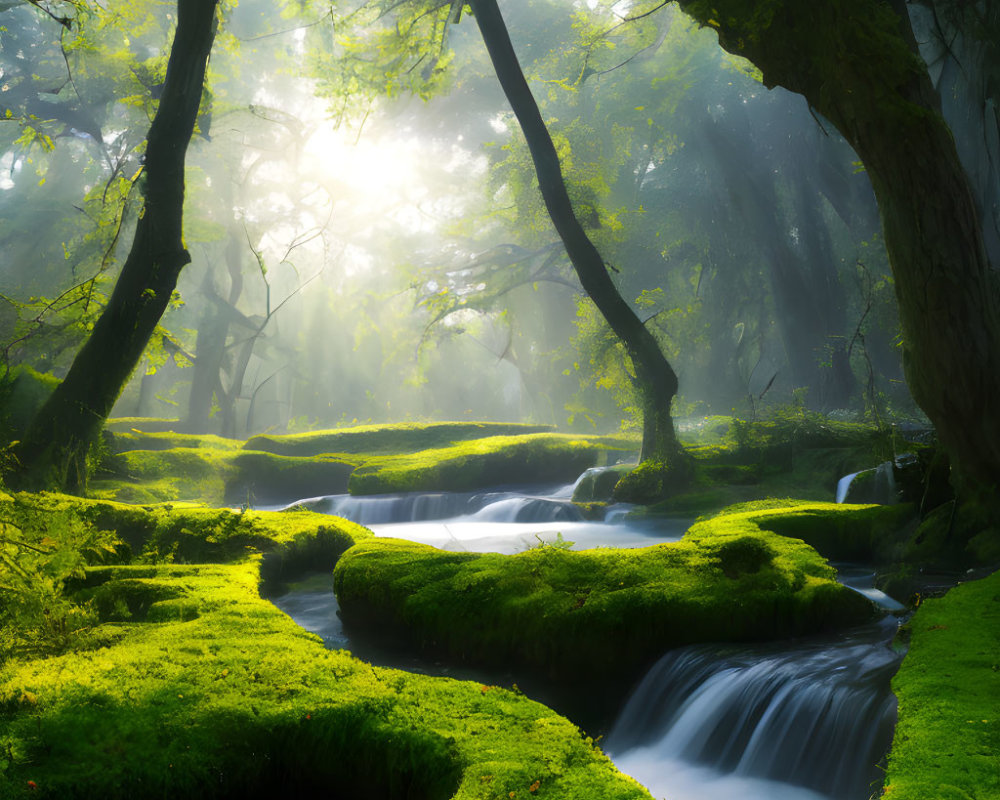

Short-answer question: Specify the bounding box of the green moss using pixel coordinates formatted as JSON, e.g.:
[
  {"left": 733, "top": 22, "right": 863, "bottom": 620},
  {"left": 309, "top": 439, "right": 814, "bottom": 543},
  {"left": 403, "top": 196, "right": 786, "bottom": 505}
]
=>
[
  {"left": 882, "top": 569, "right": 1000, "bottom": 800},
  {"left": 724, "top": 501, "right": 918, "bottom": 562},
  {"left": 333, "top": 505, "right": 875, "bottom": 683},
  {"left": 92, "top": 448, "right": 358, "bottom": 506},
  {"left": 347, "top": 433, "right": 624, "bottom": 495},
  {"left": 612, "top": 459, "right": 691, "bottom": 505},
  {"left": 94, "top": 448, "right": 230, "bottom": 505},
  {"left": 616, "top": 415, "right": 900, "bottom": 518},
  {"left": 675, "top": 415, "right": 736, "bottom": 446},
  {"left": 0, "top": 557, "right": 652, "bottom": 800},
  {"left": 89, "top": 426, "right": 633, "bottom": 505},
  {"left": 244, "top": 421, "right": 559, "bottom": 457},
  {"left": 104, "top": 417, "right": 183, "bottom": 433},
  {"left": 105, "top": 429, "right": 243, "bottom": 453},
  {"left": 6, "top": 492, "right": 369, "bottom": 576}
]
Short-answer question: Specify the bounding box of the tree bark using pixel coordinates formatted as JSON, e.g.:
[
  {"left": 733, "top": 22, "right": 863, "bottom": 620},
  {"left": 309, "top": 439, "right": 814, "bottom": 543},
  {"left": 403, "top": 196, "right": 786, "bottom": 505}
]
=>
[
  {"left": 677, "top": 0, "right": 1000, "bottom": 490},
  {"left": 470, "top": 0, "right": 682, "bottom": 462},
  {"left": 14, "top": 0, "right": 219, "bottom": 491}
]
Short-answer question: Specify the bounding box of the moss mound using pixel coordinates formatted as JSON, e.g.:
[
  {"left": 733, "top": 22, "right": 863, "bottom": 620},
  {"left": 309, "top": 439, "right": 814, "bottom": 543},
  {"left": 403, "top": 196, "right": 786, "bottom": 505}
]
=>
[
  {"left": 5, "top": 491, "right": 368, "bottom": 580},
  {"left": 333, "top": 504, "right": 876, "bottom": 684},
  {"left": 883, "top": 569, "right": 1000, "bottom": 800},
  {"left": 347, "top": 433, "right": 624, "bottom": 495},
  {"left": 611, "top": 458, "right": 691, "bottom": 505},
  {"left": 244, "top": 421, "right": 558, "bottom": 457},
  {"left": 0, "top": 501, "right": 653, "bottom": 800},
  {"left": 93, "top": 447, "right": 358, "bottom": 506},
  {"left": 718, "top": 501, "right": 918, "bottom": 562},
  {"left": 104, "top": 429, "right": 243, "bottom": 453}
]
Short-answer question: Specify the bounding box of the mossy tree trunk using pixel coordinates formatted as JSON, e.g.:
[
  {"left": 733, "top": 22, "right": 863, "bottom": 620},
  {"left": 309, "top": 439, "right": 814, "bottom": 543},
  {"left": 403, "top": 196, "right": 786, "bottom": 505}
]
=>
[
  {"left": 677, "top": 0, "right": 1000, "bottom": 490},
  {"left": 470, "top": 0, "right": 682, "bottom": 463},
  {"left": 14, "top": 0, "right": 219, "bottom": 491}
]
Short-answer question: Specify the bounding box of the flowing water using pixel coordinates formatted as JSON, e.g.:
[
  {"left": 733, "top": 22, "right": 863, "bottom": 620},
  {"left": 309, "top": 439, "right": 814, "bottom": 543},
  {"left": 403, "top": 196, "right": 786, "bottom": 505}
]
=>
[
  {"left": 269, "top": 473, "right": 905, "bottom": 800},
  {"left": 605, "top": 617, "right": 902, "bottom": 800}
]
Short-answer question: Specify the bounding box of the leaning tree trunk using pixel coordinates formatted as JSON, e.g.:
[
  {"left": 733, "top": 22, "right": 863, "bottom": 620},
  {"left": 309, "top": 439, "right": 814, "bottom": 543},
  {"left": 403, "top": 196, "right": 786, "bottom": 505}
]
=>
[
  {"left": 678, "top": 0, "right": 1000, "bottom": 491},
  {"left": 15, "top": 0, "right": 219, "bottom": 491},
  {"left": 469, "top": 0, "right": 682, "bottom": 462}
]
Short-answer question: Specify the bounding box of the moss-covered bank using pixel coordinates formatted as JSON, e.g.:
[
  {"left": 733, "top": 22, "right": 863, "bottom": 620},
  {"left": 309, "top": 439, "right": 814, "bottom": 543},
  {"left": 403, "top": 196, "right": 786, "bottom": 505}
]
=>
[
  {"left": 4, "top": 491, "right": 368, "bottom": 583},
  {"left": 333, "top": 503, "right": 877, "bottom": 685},
  {"left": 883, "top": 569, "right": 1000, "bottom": 800},
  {"left": 93, "top": 422, "right": 634, "bottom": 505},
  {"left": 347, "top": 433, "right": 628, "bottom": 495},
  {"left": 244, "top": 421, "right": 559, "bottom": 457},
  {"left": 0, "top": 561, "right": 652, "bottom": 800},
  {"left": 0, "top": 493, "right": 653, "bottom": 800}
]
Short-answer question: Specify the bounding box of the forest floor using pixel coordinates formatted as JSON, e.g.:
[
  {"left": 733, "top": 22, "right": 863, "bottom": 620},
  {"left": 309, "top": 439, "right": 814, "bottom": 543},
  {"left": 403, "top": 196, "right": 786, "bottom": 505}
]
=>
[{"left": 0, "top": 415, "right": 995, "bottom": 799}]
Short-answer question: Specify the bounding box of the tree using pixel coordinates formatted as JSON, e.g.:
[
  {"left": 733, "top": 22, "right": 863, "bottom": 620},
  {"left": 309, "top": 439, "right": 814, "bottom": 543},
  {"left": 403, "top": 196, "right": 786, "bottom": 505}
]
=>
[
  {"left": 674, "top": 0, "right": 1000, "bottom": 491},
  {"left": 13, "top": 0, "right": 220, "bottom": 491},
  {"left": 468, "top": 0, "right": 683, "bottom": 463}
]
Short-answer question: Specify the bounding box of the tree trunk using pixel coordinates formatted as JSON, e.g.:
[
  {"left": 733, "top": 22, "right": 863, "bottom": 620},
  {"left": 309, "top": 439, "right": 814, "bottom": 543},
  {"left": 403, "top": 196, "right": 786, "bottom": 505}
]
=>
[
  {"left": 677, "top": 0, "right": 1000, "bottom": 490},
  {"left": 14, "top": 0, "right": 219, "bottom": 491},
  {"left": 469, "top": 0, "right": 682, "bottom": 462},
  {"left": 184, "top": 227, "right": 248, "bottom": 434}
]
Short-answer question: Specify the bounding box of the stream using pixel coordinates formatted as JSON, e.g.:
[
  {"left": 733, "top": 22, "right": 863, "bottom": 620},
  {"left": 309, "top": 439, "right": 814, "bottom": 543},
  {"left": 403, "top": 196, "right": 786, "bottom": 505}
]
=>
[{"left": 269, "top": 473, "right": 905, "bottom": 800}]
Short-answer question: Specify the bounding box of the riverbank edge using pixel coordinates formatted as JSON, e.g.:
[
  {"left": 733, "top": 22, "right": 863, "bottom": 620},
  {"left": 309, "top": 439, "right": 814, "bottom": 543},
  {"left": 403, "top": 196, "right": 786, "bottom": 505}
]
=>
[{"left": 883, "top": 568, "right": 1000, "bottom": 800}]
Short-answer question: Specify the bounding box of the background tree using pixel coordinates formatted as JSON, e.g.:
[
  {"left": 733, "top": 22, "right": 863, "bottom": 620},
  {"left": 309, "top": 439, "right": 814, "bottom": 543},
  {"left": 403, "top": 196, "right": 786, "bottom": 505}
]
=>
[
  {"left": 673, "top": 0, "right": 1000, "bottom": 491},
  {"left": 468, "top": 0, "right": 684, "bottom": 463},
  {"left": 13, "top": 0, "right": 220, "bottom": 490}
]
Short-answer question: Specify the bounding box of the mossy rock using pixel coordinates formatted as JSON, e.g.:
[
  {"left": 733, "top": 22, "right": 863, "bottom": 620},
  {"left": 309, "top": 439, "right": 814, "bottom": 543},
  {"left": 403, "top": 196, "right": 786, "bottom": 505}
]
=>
[
  {"left": 244, "top": 421, "right": 557, "bottom": 457},
  {"left": 347, "top": 433, "right": 621, "bottom": 495},
  {"left": 612, "top": 458, "right": 691, "bottom": 505},
  {"left": 333, "top": 505, "right": 876, "bottom": 685},
  {"left": 0, "top": 559, "right": 653, "bottom": 799},
  {"left": 571, "top": 465, "right": 634, "bottom": 502},
  {"left": 882, "top": 569, "right": 1000, "bottom": 800}
]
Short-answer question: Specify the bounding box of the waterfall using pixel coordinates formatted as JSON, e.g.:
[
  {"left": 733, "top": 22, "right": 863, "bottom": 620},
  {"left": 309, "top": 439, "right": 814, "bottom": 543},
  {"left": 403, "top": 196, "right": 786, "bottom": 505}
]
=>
[
  {"left": 835, "top": 461, "right": 898, "bottom": 505},
  {"left": 606, "top": 620, "right": 901, "bottom": 800},
  {"left": 283, "top": 486, "right": 584, "bottom": 525},
  {"left": 835, "top": 471, "right": 860, "bottom": 504}
]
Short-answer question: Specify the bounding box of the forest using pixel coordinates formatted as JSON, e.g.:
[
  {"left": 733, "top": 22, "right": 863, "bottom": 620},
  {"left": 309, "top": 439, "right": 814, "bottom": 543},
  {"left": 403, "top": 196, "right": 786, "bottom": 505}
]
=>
[{"left": 0, "top": 0, "right": 997, "bottom": 798}]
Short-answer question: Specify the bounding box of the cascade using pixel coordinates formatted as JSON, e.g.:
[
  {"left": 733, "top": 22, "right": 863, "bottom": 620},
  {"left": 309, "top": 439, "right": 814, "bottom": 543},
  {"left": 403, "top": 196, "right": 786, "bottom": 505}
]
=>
[
  {"left": 606, "top": 619, "right": 902, "bottom": 800},
  {"left": 834, "top": 471, "right": 860, "bottom": 504},
  {"left": 283, "top": 487, "right": 576, "bottom": 525},
  {"left": 835, "top": 461, "right": 898, "bottom": 505}
]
